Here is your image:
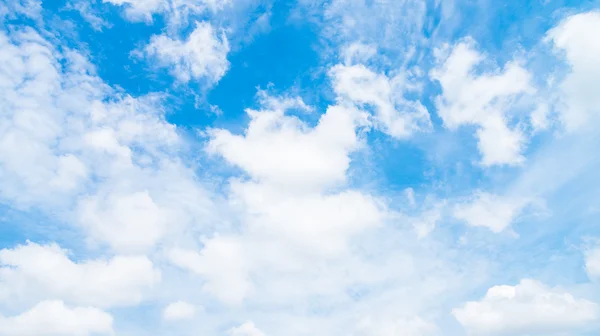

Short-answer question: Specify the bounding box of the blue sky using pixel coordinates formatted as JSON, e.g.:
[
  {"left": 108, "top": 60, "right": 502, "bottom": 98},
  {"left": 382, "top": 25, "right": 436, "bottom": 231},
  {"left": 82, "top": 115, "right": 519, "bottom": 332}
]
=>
[{"left": 1, "top": 0, "right": 600, "bottom": 335}]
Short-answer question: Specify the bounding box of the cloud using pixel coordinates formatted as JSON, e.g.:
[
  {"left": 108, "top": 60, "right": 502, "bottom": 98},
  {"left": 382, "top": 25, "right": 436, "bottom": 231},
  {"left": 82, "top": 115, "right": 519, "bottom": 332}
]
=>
[
  {"left": 0, "top": 0, "right": 41, "bottom": 19},
  {"left": 103, "top": 0, "right": 232, "bottom": 23},
  {"left": 167, "top": 93, "right": 392, "bottom": 307},
  {"left": 547, "top": 11, "right": 600, "bottom": 131},
  {"left": 162, "top": 301, "right": 198, "bottom": 321},
  {"left": 354, "top": 315, "right": 436, "bottom": 336},
  {"left": 329, "top": 63, "right": 431, "bottom": 139},
  {"left": 307, "top": 0, "right": 427, "bottom": 54},
  {"left": 229, "top": 321, "right": 265, "bottom": 336},
  {"left": 0, "top": 300, "right": 113, "bottom": 336},
  {"left": 585, "top": 243, "right": 600, "bottom": 281},
  {"left": 453, "top": 279, "right": 599, "bottom": 335},
  {"left": 453, "top": 192, "right": 534, "bottom": 233},
  {"left": 0, "top": 242, "right": 160, "bottom": 308},
  {"left": 431, "top": 40, "right": 534, "bottom": 166},
  {"left": 207, "top": 93, "right": 364, "bottom": 191},
  {"left": 0, "top": 27, "right": 214, "bottom": 253},
  {"left": 168, "top": 237, "right": 251, "bottom": 306},
  {"left": 142, "top": 21, "right": 230, "bottom": 85}
]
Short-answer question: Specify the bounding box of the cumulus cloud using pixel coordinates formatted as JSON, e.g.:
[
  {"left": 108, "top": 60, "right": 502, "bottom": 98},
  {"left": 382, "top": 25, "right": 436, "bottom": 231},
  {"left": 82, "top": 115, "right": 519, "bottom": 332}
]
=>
[
  {"left": 0, "top": 242, "right": 160, "bottom": 308},
  {"left": 453, "top": 279, "right": 599, "bottom": 335},
  {"left": 330, "top": 63, "right": 431, "bottom": 139},
  {"left": 453, "top": 192, "right": 534, "bottom": 233},
  {"left": 0, "top": 300, "right": 113, "bottom": 336},
  {"left": 162, "top": 301, "right": 198, "bottom": 321},
  {"left": 168, "top": 237, "right": 252, "bottom": 305},
  {"left": 431, "top": 40, "right": 534, "bottom": 166},
  {"left": 229, "top": 321, "right": 265, "bottom": 336},
  {"left": 0, "top": 27, "right": 213, "bottom": 253},
  {"left": 547, "top": 11, "right": 600, "bottom": 131},
  {"left": 165, "top": 93, "right": 391, "bottom": 306},
  {"left": 143, "top": 21, "right": 229, "bottom": 84},
  {"left": 207, "top": 93, "right": 364, "bottom": 191}
]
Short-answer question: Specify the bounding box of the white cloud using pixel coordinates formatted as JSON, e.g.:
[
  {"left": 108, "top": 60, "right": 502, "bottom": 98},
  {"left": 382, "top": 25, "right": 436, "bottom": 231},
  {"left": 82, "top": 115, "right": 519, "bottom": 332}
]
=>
[
  {"left": 453, "top": 279, "right": 599, "bottom": 335},
  {"left": 313, "top": 0, "right": 426, "bottom": 54},
  {"left": 143, "top": 21, "right": 230, "bottom": 84},
  {"left": 410, "top": 203, "right": 443, "bottom": 238},
  {"left": 453, "top": 192, "right": 533, "bottom": 233},
  {"left": 330, "top": 63, "right": 431, "bottom": 139},
  {"left": 103, "top": 0, "right": 163, "bottom": 21},
  {"left": 0, "top": 300, "right": 113, "bottom": 336},
  {"left": 0, "top": 0, "right": 41, "bottom": 19},
  {"left": 78, "top": 191, "right": 166, "bottom": 253},
  {"left": 207, "top": 94, "right": 364, "bottom": 191},
  {"left": 547, "top": 11, "right": 600, "bottom": 131},
  {"left": 168, "top": 237, "right": 252, "bottom": 306},
  {"left": 431, "top": 40, "right": 534, "bottom": 166},
  {"left": 168, "top": 93, "right": 391, "bottom": 307},
  {"left": 585, "top": 244, "right": 600, "bottom": 281},
  {"left": 162, "top": 301, "right": 198, "bottom": 321},
  {"left": 0, "top": 242, "right": 160, "bottom": 308},
  {"left": 104, "top": 0, "right": 231, "bottom": 22},
  {"left": 229, "top": 321, "right": 265, "bottom": 336},
  {"left": 0, "top": 27, "right": 214, "bottom": 252},
  {"left": 354, "top": 315, "right": 436, "bottom": 336}
]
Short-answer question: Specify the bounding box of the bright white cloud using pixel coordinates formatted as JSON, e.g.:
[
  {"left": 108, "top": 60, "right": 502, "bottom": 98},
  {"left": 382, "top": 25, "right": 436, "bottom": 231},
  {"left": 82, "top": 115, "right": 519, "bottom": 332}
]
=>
[
  {"left": 162, "top": 301, "right": 198, "bottom": 321},
  {"left": 229, "top": 321, "right": 265, "bottom": 336},
  {"left": 0, "top": 242, "right": 160, "bottom": 308},
  {"left": 0, "top": 300, "right": 113, "bottom": 336},
  {"left": 143, "top": 21, "right": 230, "bottom": 84},
  {"left": 103, "top": 0, "right": 164, "bottom": 21},
  {"left": 431, "top": 40, "right": 534, "bottom": 166},
  {"left": 547, "top": 11, "right": 600, "bottom": 131},
  {"left": 207, "top": 94, "right": 364, "bottom": 191},
  {"left": 330, "top": 63, "right": 431, "bottom": 139},
  {"left": 453, "top": 279, "right": 599, "bottom": 335},
  {"left": 0, "top": 27, "right": 214, "bottom": 253},
  {"left": 78, "top": 191, "right": 166, "bottom": 253},
  {"left": 170, "top": 94, "right": 390, "bottom": 307},
  {"left": 453, "top": 192, "right": 533, "bottom": 233},
  {"left": 168, "top": 237, "right": 252, "bottom": 305}
]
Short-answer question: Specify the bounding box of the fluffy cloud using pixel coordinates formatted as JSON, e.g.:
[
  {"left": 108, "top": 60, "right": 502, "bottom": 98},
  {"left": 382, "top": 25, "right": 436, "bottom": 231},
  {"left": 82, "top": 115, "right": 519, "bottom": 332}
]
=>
[
  {"left": 0, "top": 26, "right": 213, "bottom": 253},
  {"left": 0, "top": 300, "right": 113, "bottom": 336},
  {"left": 453, "top": 192, "right": 533, "bottom": 233},
  {"left": 0, "top": 242, "right": 160, "bottom": 308},
  {"left": 229, "top": 321, "right": 265, "bottom": 336},
  {"left": 168, "top": 94, "right": 390, "bottom": 306},
  {"left": 354, "top": 315, "right": 436, "bottom": 336},
  {"left": 453, "top": 279, "right": 599, "bottom": 335},
  {"left": 143, "top": 21, "right": 230, "bottom": 84},
  {"left": 547, "top": 11, "right": 600, "bottom": 131},
  {"left": 431, "top": 40, "right": 534, "bottom": 166},
  {"left": 207, "top": 93, "right": 363, "bottom": 191},
  {"left": 162, "top": 301, "right": 198, "bottom": 321},
  {"left": 330, "top": 63, "right": 431, "bottom": 139},
  {"left": 168, "top": 237, "right": 251, "bottom": 305}
]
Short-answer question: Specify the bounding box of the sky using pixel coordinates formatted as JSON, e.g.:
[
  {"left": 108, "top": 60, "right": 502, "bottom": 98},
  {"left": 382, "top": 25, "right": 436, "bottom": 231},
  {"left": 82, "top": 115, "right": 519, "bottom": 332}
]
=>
[{"left": 0, "top": 0, "right": 600, "bottom": 335}]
